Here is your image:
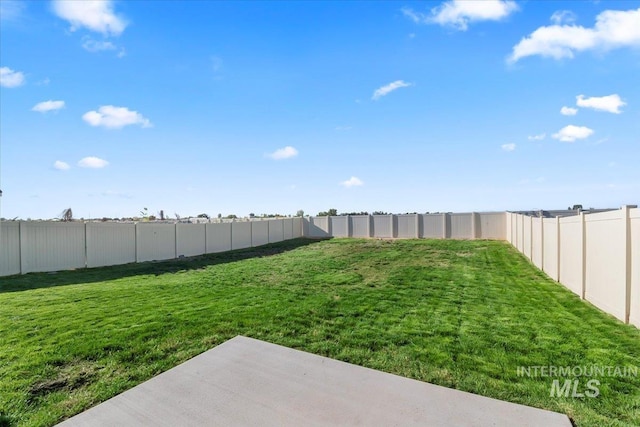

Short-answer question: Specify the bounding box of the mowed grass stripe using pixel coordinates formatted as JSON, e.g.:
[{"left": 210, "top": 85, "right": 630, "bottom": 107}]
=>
[{"left": 0, "top": 238, "right": 638, "bottom": 427}]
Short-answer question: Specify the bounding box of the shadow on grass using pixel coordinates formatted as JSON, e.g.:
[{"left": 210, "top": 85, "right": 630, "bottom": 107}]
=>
[{"left": 0, "top": 238, "right": 325, "bottom": 294}]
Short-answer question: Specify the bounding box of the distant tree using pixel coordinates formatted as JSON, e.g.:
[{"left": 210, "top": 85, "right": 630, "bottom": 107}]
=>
[
  {"left": 340, "top": 211, "right": 369, "bottom": 216},
  {"left": 140, "top": 207, "right": 149, "bottom": 219},
  {"left": 60, "top": 208, "right": 73, "bottom": 222},
  {"left": 296, "top": 210, "right": 304, "bottom": 217},
  {"left": 225, "top": 214, "right": 237, "bottom": 219},
  {"left": 197, "top": 213, "right": 210, "bottom": 219},
  {"left": 318, "top": 208, "right": 338, "bottom": 216},
  {"left": 175, "top": 213, "right": 181, "bottom": 220},
  {"left": 571, "top": 204, "right": 583, "bottom": 211},
  {"left": 148, "top": 215, "right": 156, "bottom": 221},
  {"left": 249, "top": 213, "right": 255, "bottom": 218},
  {"left": 372, "top": 211, "right": 389, "bottom": 215},
  {"left": 159, "top": 210, "right": 165, "bottom": 220},
  {"left": 217, "top": 213, "right": 222, "bottom": 219}
]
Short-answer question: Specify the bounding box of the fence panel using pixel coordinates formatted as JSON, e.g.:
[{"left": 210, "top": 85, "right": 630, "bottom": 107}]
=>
[
  {"left": 396, "top": 215, "right": 418, "bottom": 239},
  {"left": 136, "top": 223, "right": 176, "bottom": 262},
  {"left": 372, "top": 215, "right": 393, "bottom": 238},
  {"left": 450, "top": 213, "right": 472, "bottom": 239},
  {"left": 512, "top": 213, "right": 518, "bottom": 248},
  {"left": 479, "top": 212, "right": 506, "bottom": 240},
  {"left": 330, "top": 216, "right": 348, "bottom": 237},
  {"left": 0, "top": 222, "right": 21, "bottom": 276},
  {"left": 176, "top": 224, "right": 206, "bottom": 257},
  {"left": 542, "top": 218, "right": 558, "bottom": 281},
  {"left": 523, "top": 215, "right": 532, "bottom": 260},
  {"left": 206, "top": 223, "right": 232, "bottom": 253},
  {"left": 559, "top": 216, "right": 583, "bottom": 297},
  {"left": 20, "top": 222, "right": 86, "bottom": 273},
  {"left": 505, "top": 213, "right": 513, "bottom": 244},
  {"left": 283, "top": 219, "right": 294, "bottom": 240},
  {"left": 421, "top": 214, "right": 442, "bottom": 238},
  {"left": 350, "top": 216, "right": 370, "bottom": 238},
  {"left": 292, "top": 217, "right": 303, "bottom": 238},
  {"left": 232, "top": 222, "right": 252, "bottom": 250},
  {"left": 584, "top": 210, "right": 626, "bottom": 322},
  {"left": 268, "top": 219, "right": 284, "bottom": 243},
  {"left": 308, "top": 217, "right": 330, "bottom": 238},
  {"left": 630, "top": 208, "right": 640, "bottom": 328},
  {"left": 87, "top": 223, "right": 136, "bottom": 268},
  {"left": 531, "top": 217, "right": 543, "bottom": 269},
  {"left": 516, "top": 214, "right": 524, "bottom": 252},
  {"left": 251, "top": 221, "right": 269, "bottom": 247}
]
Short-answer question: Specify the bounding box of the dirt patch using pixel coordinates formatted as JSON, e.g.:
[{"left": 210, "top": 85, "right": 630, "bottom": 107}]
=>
[{"left": 27, "top": 361, "right": 100, "bottom": 404}]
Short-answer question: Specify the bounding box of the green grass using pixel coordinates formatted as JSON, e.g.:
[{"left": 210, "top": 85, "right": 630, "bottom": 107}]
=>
[{"left": 1, "top": 238, "right": 638, "bottom": 426}]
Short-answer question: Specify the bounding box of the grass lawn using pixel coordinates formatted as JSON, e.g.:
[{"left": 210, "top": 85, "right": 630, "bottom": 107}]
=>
[{"left": 1, "top": 238, "right": 639, "bottom": 427}]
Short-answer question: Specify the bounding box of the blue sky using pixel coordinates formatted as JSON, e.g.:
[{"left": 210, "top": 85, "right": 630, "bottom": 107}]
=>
[{"left": 1, "top": 0, "right": 639, "bottom": 219}]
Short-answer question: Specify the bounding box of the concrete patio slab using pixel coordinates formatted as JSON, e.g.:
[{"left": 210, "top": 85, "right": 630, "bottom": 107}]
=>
[{"left": 57, "top": 336, "right": 572, "bottom": 426}]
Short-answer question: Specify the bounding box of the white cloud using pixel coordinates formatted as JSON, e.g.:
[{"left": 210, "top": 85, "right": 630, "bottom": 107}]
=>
[
  {"left": 82, "top": 38, "right": 116, "bottom": 52},
  {"left": 340, "top": 176, "right": 364, "bottom": 188},
  {"left": 560, "top": 106, "right": 578, "bottom": 116},
  {"left": 0, "top": 66, "right": 25, "bottom": 87},
  {"left": 403, "top": 1, "right": 518, "bottom": 31},
  {"left": 552, "top": 125, "right": 594, "bottom": 142},
  {"left": 501, "top": 143, "right": 516, "bottom": 152},
  {"left": 0, "top": 0, "right": 25, "bottom": 21},
  {"left": 52, "top": 0, "right": 127, "bottom": 36},
  {"left": 576, "top": 94, "right": 626, "bottom": 114},
  {"left": 372, "top": 80, "right": 412, "bottom": 100},
  {"left": 528, "top": 133, "right": 546, "bottom": 141},
  {"left": 82, "top": 105, "right": 152, "bottom": 129},
  {"left": 32, "top": 100, "right": 65, "bottom": 113},
  {"left": 268, "top": 146, "right": 298, "bottom": 160},
  {"left": 550, "top": 10, "right": 577, "bottom": 25},
  {"left": 78, "top": 156, "right": 109, "bottom": 168},
  {"left": 509, "top": 8, "right": 640, "bottom": 63},
  {"left": 53, "top": 160, "right": 70, "bottom": 171}
]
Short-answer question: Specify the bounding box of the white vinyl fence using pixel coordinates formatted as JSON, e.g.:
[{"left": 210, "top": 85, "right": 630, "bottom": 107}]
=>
[
  {"left": 2, "top": 209, "right": 636, "bottom": 329},
  {"left": 0, "top": 218, "right": 303, "bottom": 277},
  {"left": 507, "top": 207, "right": 640, "bottom": 327},
  {"left": 305, "top": 212, "right": 506, "bottom": 240}
]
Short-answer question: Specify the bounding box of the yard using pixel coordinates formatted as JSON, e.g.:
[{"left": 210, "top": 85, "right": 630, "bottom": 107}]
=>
[{"left": 0, "top": 238, "right": 638, "bottom": 427}]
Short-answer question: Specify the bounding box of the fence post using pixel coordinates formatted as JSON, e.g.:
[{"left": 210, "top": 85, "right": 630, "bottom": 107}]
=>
[
  {"left": 415, "top": 214, "right": 420, "bottom": 239},
  {"left": 580, "top": 212, "right": 586, "bottom": 300},
  {"left": 540, "top": 216, "right": 545, "bottom": 271},
  {"left": 18, "top": 221, "right": 23, "bottom": 274},
  {"left": 471, "top": 212, "right": 478, "bottom": 240},
  {"left": 204, "top": 221, "right": 208, "bottom": 253},
  {"left": 556, "top": 216, "right": 561, "bottom": 282},
  {"left": 391, "top": 215, "right": 396, "bottom": 238},
  {"left": 84, "top": 222, "right": 88, "bottom": 269},
  {"left": 174, "top": 223, "right": 178, "bottom": 259},
  {"left": 346, "top": 215, "right": 351, "bottom": 237},
  {"left": 442, "top": 213, "right": 447, "bottom": 239},
  {"left": 367, "top": 215, "right": 372, "bottom": 238},
  {"left": 623, "top": 205, "right": 632, "bottom": 324}
]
